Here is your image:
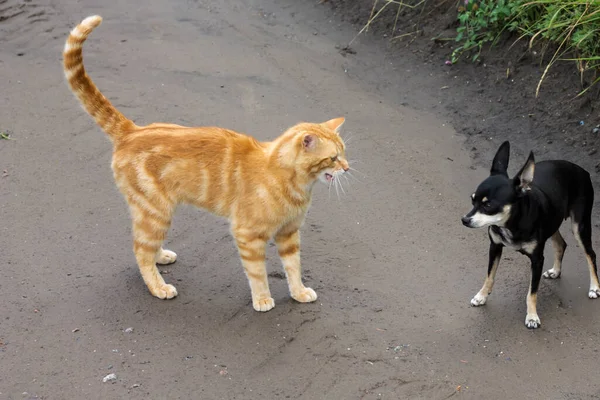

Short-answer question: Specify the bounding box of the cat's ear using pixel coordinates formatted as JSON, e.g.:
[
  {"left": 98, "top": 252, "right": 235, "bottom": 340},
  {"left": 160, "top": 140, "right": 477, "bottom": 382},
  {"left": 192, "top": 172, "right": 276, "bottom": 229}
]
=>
[
  {"left": 322, "top": 117, "right": 345, "bottom": 134},
  {"left": 303, "top": 134, "right": 317, "bottom": 150}
]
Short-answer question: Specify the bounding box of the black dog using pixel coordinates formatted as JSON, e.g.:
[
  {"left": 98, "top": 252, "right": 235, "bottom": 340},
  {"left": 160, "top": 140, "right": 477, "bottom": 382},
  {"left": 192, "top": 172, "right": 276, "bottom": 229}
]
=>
[{"left": 462, "top": 141, "right": 600, "bottom": 329}]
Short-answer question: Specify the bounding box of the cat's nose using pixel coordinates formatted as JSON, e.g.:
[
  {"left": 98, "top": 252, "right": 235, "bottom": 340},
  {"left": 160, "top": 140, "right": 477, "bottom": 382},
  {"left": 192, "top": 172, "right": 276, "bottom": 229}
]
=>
[{"left": 343, "top": 167, "right": 349, "bottom": 172}]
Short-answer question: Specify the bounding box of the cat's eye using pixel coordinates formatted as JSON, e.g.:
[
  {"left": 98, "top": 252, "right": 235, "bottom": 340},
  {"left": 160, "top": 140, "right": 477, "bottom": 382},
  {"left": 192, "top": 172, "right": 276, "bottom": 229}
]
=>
[{"left": 331, "top": 156, "right": 338, "bottom": 162}]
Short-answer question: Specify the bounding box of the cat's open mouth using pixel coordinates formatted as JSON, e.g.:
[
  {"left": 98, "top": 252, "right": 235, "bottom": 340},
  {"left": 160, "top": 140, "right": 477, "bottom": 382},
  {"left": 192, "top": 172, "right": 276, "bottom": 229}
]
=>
[{"left": 325, "top": 173, "right": 334, "bottom": 182}]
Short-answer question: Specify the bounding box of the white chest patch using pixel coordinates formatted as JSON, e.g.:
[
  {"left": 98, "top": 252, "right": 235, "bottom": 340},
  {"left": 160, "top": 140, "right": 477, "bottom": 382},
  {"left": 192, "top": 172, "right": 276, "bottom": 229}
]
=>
[{"left": 490, "top": 228, "right": 537, "bottom": 254}]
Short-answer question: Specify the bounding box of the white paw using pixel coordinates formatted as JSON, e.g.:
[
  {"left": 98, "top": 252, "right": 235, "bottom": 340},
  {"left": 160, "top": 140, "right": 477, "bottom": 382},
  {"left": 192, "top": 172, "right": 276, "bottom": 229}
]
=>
[
  {"left": 470, "top": 293, "right": 487, "bottom": 306},
  {"left": 588, "top": 288, "right": 600, "bottom": 299},
  {"left": 525, "top": 314, "right": 541, "bottom": 329},
  {"left": 253, "top": 297, "right": 275, "bottom": 312},
  {"left": 150, "top": 283, "right": 178, "bottom": 299},
  {"left": 292, "top": 287, "right": 318, "bottom": 303},
  {"left": 156, "top": 249, "right": 177, "bottom": 265},
  {"left": 543, "top": 269, "right": 561, "bottom": 279}
]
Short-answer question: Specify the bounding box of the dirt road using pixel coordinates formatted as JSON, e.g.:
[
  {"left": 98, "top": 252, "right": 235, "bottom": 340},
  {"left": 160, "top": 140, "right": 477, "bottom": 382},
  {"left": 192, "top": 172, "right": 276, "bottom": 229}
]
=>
[{"left": 1, "top": 0, "right": 599, "bottom": 399}]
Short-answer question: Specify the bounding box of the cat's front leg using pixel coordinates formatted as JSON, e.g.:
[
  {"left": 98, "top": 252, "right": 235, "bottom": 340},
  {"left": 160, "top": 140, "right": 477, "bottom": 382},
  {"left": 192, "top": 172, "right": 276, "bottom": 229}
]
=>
[
  {"left": 234, "top": 231, "right": 274, "bottom": 312},
  {"left": 275, "top": 229, "right": 317, "bottom": 304}
]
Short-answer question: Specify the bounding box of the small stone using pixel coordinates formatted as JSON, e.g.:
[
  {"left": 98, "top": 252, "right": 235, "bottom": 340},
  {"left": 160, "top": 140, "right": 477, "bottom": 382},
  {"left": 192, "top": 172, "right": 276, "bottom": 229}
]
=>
[
  {"left": 219, "top": 369, "right": 228, "bottom": 376},
  {"left": 593, "top": 126, "right": 599, "bottom": 134},
  {"left": 124, "top": 327, "right": 134, "bottom": 333},
  {"left": 589, "top": 149, "right": 597, "bottom": 156},
  {"left": 131, "top": 383, "right": 140, "bottom": 388},
  {"left": 102, "top": 373, "right": 117, "bottom": 383}
]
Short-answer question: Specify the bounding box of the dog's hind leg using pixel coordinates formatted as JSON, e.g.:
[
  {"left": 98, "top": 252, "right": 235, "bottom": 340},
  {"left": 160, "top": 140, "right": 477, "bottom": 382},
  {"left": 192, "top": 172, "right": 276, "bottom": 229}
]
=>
[
  {"left": 571, "top": 209, "right": 600, "bottom": 298},
  {"left": 543, "top": 230, "right": 566, "bottom": 279},
  {"left": 471, "top": 241, "right": 503, "bottom": 306}
]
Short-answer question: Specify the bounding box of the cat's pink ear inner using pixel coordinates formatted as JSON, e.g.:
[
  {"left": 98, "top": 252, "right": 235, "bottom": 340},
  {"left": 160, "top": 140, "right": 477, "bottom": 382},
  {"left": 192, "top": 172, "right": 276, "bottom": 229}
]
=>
[
  {"left": 323, "top": 117, "right": 345, "bottom": 134},
  {"left": 303, "top": 134, "right": 316, "bottom": 149}
]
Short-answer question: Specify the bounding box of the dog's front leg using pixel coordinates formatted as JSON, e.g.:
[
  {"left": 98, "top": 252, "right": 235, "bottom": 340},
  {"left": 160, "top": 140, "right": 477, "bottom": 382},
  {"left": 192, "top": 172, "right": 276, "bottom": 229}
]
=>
[
  {"left": 471, "top": 241, "right": 503, "bottom": 306},
  {"left": 525, "top": 245, "right": 545, "bottom": 329}
]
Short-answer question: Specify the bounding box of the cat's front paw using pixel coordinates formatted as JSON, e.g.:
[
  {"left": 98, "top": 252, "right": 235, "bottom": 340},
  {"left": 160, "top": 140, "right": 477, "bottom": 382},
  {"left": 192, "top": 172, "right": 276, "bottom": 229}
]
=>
[
  {"left": 149, "top": 283, "right": 178, "bottom": 299},
  {"left": 253, "top": 297, "right": 275, "bottom": 312},
  {"left": 292, "top": 287, "right": 318, "bottom": 303}
]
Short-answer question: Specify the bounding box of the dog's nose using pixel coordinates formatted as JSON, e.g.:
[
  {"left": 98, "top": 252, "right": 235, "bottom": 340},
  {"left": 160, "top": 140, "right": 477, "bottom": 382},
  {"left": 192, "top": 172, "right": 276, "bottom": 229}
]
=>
[{"left": 461, "top": 216, "right": 471, "bottom": 226}]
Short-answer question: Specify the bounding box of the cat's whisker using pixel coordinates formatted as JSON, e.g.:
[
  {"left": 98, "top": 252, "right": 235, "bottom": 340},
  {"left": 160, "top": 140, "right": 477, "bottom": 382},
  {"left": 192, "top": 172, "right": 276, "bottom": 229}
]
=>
[
  {"left": 346, "top": 171, "right": 363, "bottom": 184},
  {"left": 349, "top": 166, "right": 368, "bottom": 178},
  {"left": 328, "top": 179, "right": 333, "bottom": 200},
  {"left": 342, "top": 174, "right": 351, "bottom": 187},
  {"left": 334, "top": 175, "right": 341, "bottom": 201},
  {"left": 337, "top": 174, "right": 346, "bottom": 195}
]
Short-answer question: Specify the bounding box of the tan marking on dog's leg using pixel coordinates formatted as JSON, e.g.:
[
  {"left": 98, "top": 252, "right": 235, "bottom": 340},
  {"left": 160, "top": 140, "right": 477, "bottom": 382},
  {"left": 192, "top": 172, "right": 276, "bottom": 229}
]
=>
[
  {"left": 544, "top": 231, "right": 566, "bottom": 279},
  {"left": 525, "top": 291, "right": 540, "bottom": 329},
  {"left": 471, "top": 257, "right": 500, "bottom": 306}
]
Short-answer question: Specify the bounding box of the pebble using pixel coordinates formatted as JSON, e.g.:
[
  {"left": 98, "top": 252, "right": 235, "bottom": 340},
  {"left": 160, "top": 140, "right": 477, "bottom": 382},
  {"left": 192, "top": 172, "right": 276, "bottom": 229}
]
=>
[
  {"left": 124, "top": 327, "right": 134, "bottom": 333},
  {"left": 102, "top": 373, "right": 117, "bottom": 383},
  {"left": 593, "top": 126, "right": 600, "bottom": 134}
]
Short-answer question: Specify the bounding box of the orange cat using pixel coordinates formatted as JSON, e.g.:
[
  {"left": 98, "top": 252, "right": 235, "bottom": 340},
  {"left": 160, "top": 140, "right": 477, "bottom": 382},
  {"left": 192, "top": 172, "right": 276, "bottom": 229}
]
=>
[{"left": 63, "top": 16, "right": 350, "bottom": 311}]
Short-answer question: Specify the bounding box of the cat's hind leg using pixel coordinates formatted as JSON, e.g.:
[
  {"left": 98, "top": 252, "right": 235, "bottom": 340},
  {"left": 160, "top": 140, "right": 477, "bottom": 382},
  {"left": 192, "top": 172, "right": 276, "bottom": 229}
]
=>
[{"left": 130, "top": 203, "right": 177, "bottom": 299}]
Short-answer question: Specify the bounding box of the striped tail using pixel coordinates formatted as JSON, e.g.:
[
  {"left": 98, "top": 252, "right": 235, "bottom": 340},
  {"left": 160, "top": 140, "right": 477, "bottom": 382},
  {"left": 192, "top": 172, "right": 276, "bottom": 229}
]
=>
[{"left": 63, "top": 16, "right": 134, "bottom": 141}]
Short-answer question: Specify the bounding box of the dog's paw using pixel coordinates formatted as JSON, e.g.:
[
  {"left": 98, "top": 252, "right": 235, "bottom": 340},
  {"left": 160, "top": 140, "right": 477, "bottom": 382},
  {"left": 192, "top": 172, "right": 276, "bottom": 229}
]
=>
[
  {"left": 525, "top": 313, "right": 541, "bottom": 329},
  {"left": 543, "top": 268, "right": 561, "bottom": 279},
  {"left": 253, "top": 297, "right": 275, "bottom": 312},
  {"left": 292, "top": 287, "right": 318, "bottom": 303},
  {"left": 588, "top": 287, "right": 600, "bottom": 299},
  {"left": 470, "top": 292, "right": 487, "bottom": 306},
  {"left": 157, "top": 249, "right": 177, "bottom": 265}
]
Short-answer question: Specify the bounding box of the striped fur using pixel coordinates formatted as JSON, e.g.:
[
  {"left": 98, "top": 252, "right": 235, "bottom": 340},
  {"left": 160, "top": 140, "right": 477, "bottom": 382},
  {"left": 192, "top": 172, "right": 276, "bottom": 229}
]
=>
[{"left": 63, "top": 16, "right": 350, "bottom": 311}]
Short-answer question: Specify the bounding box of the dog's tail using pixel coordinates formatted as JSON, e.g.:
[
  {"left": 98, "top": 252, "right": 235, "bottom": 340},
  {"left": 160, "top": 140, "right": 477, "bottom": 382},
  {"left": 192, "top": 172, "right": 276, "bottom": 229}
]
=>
[{"left": 63, "top": 16, "right": 135, "bottom": 141}]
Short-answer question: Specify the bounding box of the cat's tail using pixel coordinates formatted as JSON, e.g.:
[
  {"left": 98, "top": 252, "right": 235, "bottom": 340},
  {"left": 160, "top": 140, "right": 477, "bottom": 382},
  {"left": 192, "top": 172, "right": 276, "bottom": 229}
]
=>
[{"left": 63, "top": 16, "right": 135, "bottom": 141}]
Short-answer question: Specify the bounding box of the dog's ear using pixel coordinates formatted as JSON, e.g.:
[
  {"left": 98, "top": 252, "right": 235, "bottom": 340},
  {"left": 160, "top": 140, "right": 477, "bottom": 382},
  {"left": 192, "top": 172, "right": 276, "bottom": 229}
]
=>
[
  {"left": 490, "top": 141, "right": 510, "bottom": 176},
  {"left": 514, "top": 151, "right": 535, "bottom": 192}
]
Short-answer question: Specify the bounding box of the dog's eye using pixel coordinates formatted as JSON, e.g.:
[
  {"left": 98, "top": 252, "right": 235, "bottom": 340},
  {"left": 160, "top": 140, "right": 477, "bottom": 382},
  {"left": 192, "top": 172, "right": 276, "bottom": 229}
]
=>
[{"left": 482, "top": 201, "right": 492, "bottom": 209}]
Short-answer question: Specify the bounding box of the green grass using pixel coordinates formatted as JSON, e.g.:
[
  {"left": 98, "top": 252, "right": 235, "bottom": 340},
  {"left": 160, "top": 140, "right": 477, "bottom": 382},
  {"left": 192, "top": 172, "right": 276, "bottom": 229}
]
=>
[
  {"left": 453, "top": 0, "right": 600, "bottom": 96},
  {"left": 356, "top": 0, "right": 600, "bottom": 97}
]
